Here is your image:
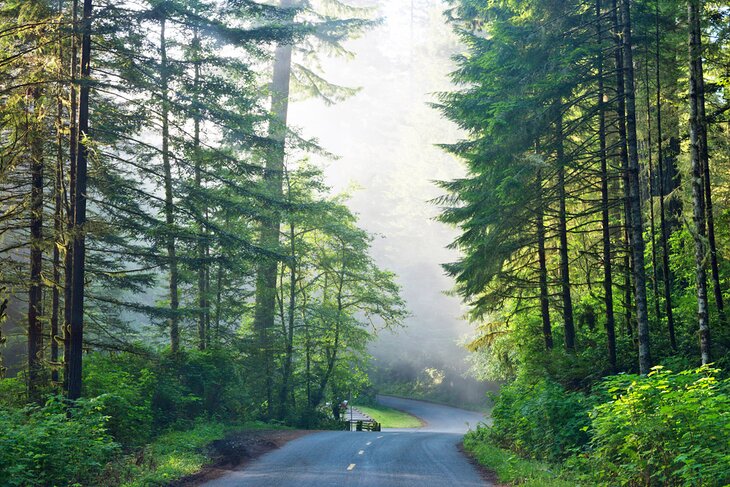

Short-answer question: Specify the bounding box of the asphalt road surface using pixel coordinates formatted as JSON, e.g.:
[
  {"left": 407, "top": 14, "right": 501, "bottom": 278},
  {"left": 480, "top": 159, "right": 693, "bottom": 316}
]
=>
[{"left": 201, "top": 395, "right": 490, "bottom": 487}]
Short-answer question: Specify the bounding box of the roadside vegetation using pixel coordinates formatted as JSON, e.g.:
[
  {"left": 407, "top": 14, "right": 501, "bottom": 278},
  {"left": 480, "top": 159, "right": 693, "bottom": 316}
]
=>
[
  {"left": 463, "top": 432, "right": 576, "bottom": 487},
  {"left": 352, "top": 404, "right": 422, "bottom": 429}
]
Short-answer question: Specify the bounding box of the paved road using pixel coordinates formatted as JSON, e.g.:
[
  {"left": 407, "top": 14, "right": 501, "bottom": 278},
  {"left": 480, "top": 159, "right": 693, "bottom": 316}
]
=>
[{"left": 201, "top": 396, "right": 489, "bottom": 487}]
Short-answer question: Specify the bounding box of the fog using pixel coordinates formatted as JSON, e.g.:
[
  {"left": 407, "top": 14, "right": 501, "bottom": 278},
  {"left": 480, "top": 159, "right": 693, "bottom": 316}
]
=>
[{"left": 289, "top": 1, "right": 476, "bottom": 377}]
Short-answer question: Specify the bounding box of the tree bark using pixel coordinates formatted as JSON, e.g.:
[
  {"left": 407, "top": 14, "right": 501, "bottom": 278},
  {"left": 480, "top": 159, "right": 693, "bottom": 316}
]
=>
[
  {"left": 621, "top": 0, "right": 652, "bottom": 374},
  {"left": 52, "top": 7, "right": 65, "bottom": 384},
  {"left": 28, "top": 86, "right": 44, "bottom": 401},
  {"left": 63, "top": 0, "right": 79, "bottom": 393},
  {"left": 193, "top": 27, "right": 207, "bottom": 351},
  {"left": 643, "top": 45, "right": 661, "bottom": 322},
  {"left": 695, "top": 21, "right": 726, "bottom": 329},
  {"left": 252, "top": 0, "right": 294, "bottom": 418},
  {"left": 597, "top": 0, "right": 616, "bottom": 372},
  {"left": 67, "top": 0, "right": 93, "bottom": 400},
  {"left": 611, "top": 0, "right": 634, "bottom": 341},
  {"left": 536, "top": 167, "right": 552, "bottom": 351},
  {"left": 654, "top": 0, "right": 676, "bottom": 350},
  {"left": 278, "top": 221, "right": 296, "bottom": 419},
  {"left": 688, "top": 0, "right": 711, "bottom": 364},
  {"left": 556, "top": 108, "right": 575, "bottom": 352},
  {"left": 159, "top": 16, "right": 180, "bottom": 354}
]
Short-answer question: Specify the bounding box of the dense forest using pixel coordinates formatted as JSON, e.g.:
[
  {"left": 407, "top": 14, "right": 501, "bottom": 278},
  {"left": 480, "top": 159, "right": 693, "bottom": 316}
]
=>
[
  {"left": 3, "top": 0, "right": 730, "bottom": 485},
  {"left": 440, "top": 0, "right": 730, "bottom": 485},
  {"left": 0, "top": 0, "right": 409, "bottom": 484}
]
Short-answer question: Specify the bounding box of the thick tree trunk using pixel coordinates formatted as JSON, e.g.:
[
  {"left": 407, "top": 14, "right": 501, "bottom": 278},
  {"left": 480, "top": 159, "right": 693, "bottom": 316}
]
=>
[
  {"left": 654, "top": 0, "right": 676, "bottom": 350},
  {"left": 253, "top": 0, "right": 294, "bottom": 418},
  {"left": 556, "top": 109, "right": 575, "bottom": 352},
  {"left": 688, "top": 0, "right": 711, "bottom": 364},
  {"left": 52, "top": 17, "right": 64, "bottom": 384},
  {"left": 597, "top": 0, "right": 616, "bottom": 372},
  {"left": 536, "top": 168, "right": 552, "bottom": 351},
  {"left": 28, "top": 86, "right": 44, "bottom": 401},
  {"left": 159, "top": 16, "right": 180, "bottom": 354},
  {"left": 67, "top": 0, "right": 92, "bottom": 400},
  {"left": 621, "top": 0, "right": 652, "bottom": 374},
  {"left": 695, "top": 29, "right": 726, "bottom": 328}
]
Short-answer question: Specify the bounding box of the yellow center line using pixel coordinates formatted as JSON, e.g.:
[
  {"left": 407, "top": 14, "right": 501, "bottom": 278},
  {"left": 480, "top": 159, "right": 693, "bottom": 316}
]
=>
[{"left": 347, "top": 463, "right": 356, "bottom": 471}]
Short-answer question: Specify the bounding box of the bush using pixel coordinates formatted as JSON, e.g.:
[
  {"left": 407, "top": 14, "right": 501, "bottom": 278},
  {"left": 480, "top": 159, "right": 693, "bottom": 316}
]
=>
[
  {"left": 83, "top": 349, "right": 253, "bottom": 441},
  {"left": 582, "top": 366, "right": 730, "bottom": 486},
  {"left": 0, "top": 396, "right": 118, "bottom": 486},
  {"left": 488, "top": 375, "right": 593, "bottom": 461},
  {"left": 84, "top": 353, "right": 156, "bottom": 447}
]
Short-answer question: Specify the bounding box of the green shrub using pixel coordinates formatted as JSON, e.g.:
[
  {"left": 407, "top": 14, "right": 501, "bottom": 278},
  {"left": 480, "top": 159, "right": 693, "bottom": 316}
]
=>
[
  {"left": 0, "top": 377, "right": 26, "bottom": 408},
  {"left": 84, "top": 353, "right": 156, "bottom": 447},
  {"left": 582, "top": 366, "right": 730, "bottom": 486},
  {"left": 0, "top": 396, "right": 118, "bottom": 486},
  {"left": 488, "top": 375, "right": 593, "bottom": 461}
]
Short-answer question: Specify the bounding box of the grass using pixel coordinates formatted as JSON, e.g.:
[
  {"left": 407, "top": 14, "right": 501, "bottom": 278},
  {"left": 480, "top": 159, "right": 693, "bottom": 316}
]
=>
[
  {"left": 102, "top": 420, "right": 287, "bottom": 487},
  {"left": 463, "top": 434, "right": 577, "bottom": 487},
  {"left": 353, "top": 404, "right": 423, "bottom": 428}
]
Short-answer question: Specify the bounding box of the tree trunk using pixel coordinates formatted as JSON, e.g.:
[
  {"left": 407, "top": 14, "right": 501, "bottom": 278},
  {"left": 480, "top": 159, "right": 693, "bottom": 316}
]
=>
[
  {"left": 67, "top": 0, "right": 93, "bottom": 400},
  {"left": 643, "top": 45, "right": 661, "bottom": 322},
  {"left": 536, "top": 167, "right": 552, "bottom": 351},
  {"left": 597, "top": 0, "right": 617, "bottom": 372},
  {"left": 278, "top": 222, "right": 296, "bottom": 419},
  {"left": 52, "top": 10, "right": 65, "bottom": 384},
  {"left": 556, "top": 108, "right": 575, "bottom": 352},
  {"left": 611, "top": 0, "right": 634, "bottom": 342},
  {"left": 63, "top": 0, "right": 79, "bottom": 393},
  {"left": 695, "top": 23, "right": 726, "bottom": 329},
  {"left": 688, "top": 0, "right": 711, "bottom": 364},
  {"left": 654, "top": 0, "right": 676, "bottom": 350},
  {"left": 159, "top": 16, "right": 180, "bottom": 354},
  {"left": 215, "top": 258, "right": 223, "bottom": 341},
  {"left": 28, "top": 86, "right": 44, "bottom": 401},
  {"left": 621, "top": 0, "right": 652, "bottom": 374},
  {"left": 192, "top": 27, "right": 207, "bottom": 351},
  {"left": 252, "top": 0, "right": 294, "bottom": 418}
]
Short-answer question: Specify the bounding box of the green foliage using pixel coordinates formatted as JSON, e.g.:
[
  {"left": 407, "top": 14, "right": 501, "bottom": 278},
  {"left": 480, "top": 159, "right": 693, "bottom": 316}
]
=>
[
  {"left": 83, "top": 349, "right": 254, "bottom": 445},
  {"left": 579, "top": 367, "right": 730, "bottom": 486},
  {"left": 0, "top": 397, "right": 118, "bottom": 487},
  {"left": 463, "top": 428, "right": 577, "bottom": 487},
  {"left": 488, "top": 375, "right": 593, "bottom": 461},
  {"left": 84, "top": 353, "right": 156, "bottom": 447},
  {"left": 103, "top": 419, "right": 288, "bottom": 487},
  {"left": 0, "top": 377, "right": 26, "bottom": 408}
]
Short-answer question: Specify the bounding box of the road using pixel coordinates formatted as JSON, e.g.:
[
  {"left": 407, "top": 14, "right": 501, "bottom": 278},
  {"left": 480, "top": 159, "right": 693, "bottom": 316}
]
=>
[{"left": 201, "top": 395, "right": 489, "bottom": 487}]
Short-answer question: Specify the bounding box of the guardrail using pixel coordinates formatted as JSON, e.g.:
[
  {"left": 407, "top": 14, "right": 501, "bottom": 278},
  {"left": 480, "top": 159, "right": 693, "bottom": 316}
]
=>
[{"left": 346, "top": 419, "right": 381, "bottom": 432}]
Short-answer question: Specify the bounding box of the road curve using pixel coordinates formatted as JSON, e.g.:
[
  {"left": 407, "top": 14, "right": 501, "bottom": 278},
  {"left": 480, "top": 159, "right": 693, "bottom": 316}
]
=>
[{"left": 200, "top": 396, "right": 489, "bottom": 487}]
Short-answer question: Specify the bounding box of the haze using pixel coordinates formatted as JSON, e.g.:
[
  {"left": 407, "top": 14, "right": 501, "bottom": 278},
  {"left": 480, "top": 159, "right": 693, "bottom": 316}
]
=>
[{"left": 289, "top": 0, "right": 471, "bottom": 371}]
